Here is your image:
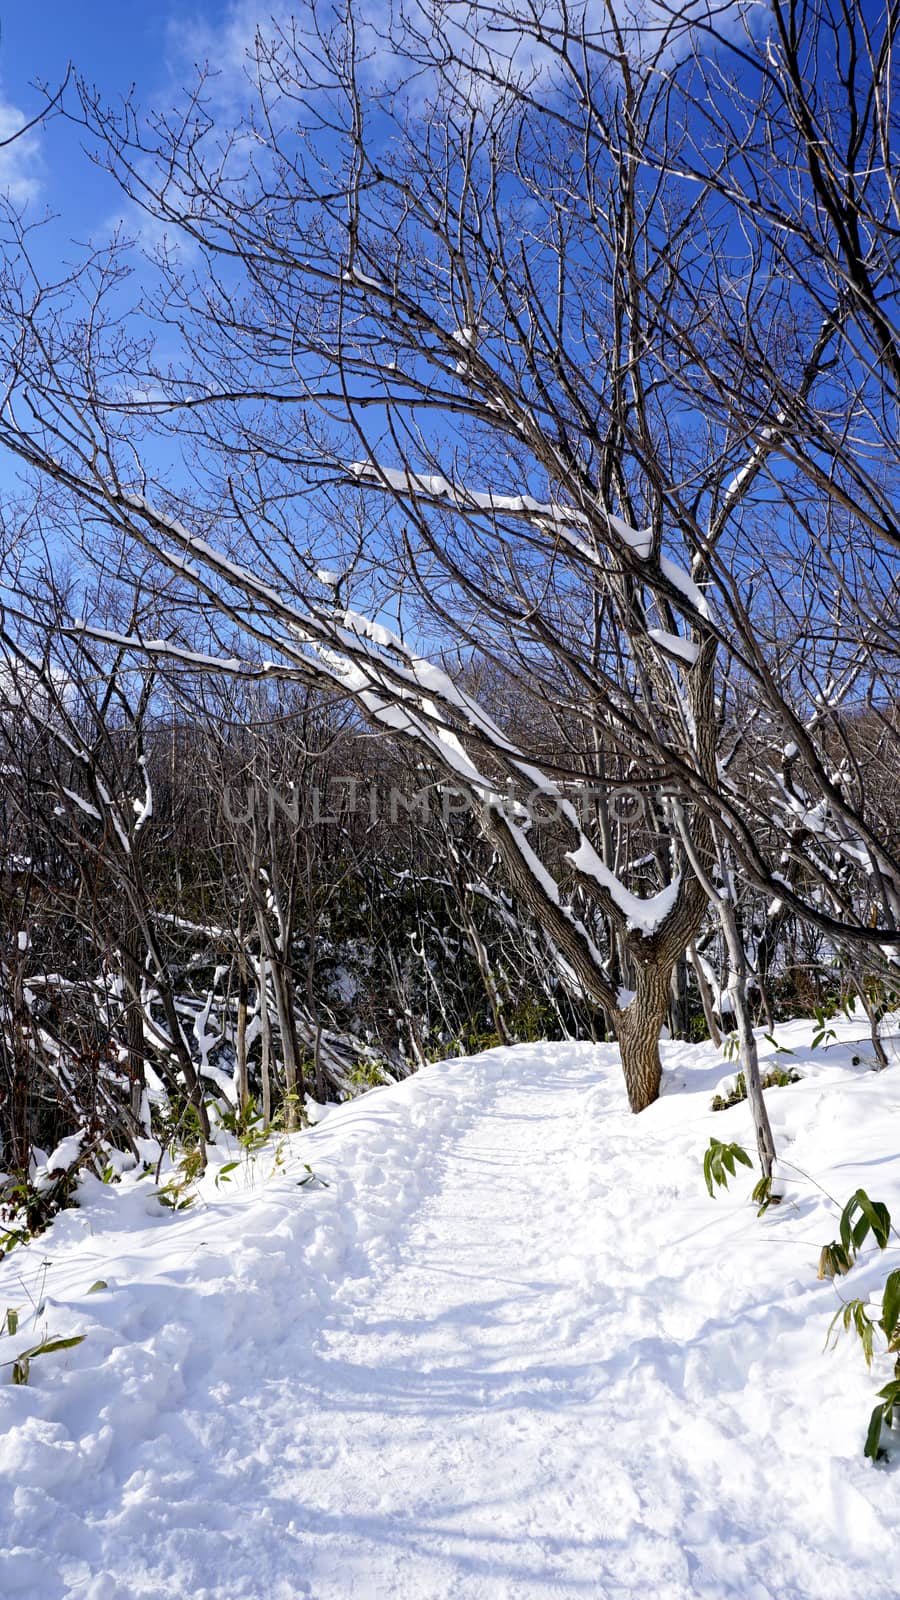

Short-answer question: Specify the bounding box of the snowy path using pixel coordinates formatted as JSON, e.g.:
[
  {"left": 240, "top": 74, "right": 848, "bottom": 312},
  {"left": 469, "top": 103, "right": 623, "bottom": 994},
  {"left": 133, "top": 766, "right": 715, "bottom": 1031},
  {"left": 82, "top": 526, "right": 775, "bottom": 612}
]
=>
[
  {"left": 290, "top": 1061, "right": 614, "bottom": 1598},
  {"left": 2, "top": 1037, "right": 900, "bottom": 1598}
]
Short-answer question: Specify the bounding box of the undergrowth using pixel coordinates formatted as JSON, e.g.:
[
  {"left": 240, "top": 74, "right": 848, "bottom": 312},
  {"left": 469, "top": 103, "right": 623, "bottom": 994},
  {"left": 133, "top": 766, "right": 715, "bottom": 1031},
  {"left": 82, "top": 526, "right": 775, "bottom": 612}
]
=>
[{"left": 703, "top": 1136, "right": 900, "bottom": 1461}]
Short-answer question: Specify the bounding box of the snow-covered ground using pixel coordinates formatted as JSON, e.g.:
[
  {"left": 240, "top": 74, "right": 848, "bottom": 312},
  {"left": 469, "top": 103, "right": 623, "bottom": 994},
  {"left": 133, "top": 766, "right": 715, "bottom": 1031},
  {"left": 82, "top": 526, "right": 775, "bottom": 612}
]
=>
[{"left": 1, "top": 1018, "right": 899, "bottom": 1599}]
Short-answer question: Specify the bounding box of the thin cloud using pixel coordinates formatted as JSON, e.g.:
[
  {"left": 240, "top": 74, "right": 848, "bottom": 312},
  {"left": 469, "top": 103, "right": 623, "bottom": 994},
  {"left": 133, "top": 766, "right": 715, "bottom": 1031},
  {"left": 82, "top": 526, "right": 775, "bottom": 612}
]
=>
[
  {"left": 164, "top": 0, "right": 746, "bottom": 100},
  {"left": 0, "top": 93, "right": 43, "bottom": 205}
]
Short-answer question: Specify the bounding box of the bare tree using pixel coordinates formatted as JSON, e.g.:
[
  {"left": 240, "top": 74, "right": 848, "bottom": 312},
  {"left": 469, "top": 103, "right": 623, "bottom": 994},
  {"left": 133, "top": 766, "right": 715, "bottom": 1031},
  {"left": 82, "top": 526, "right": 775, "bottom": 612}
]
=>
[{"left": 0, "top": 0, "right": 896, "bottom": 1140}]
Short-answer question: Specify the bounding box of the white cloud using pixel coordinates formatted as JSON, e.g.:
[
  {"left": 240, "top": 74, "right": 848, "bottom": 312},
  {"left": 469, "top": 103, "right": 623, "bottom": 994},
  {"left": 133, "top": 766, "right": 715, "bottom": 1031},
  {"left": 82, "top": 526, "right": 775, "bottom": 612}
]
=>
[
  {"left": 0, "top": 95, "right": 43, "bottom": 205},
  {"left": 165, "top": 0, "right": 280, "bottom": 112},
  {"left": 164, "top": 0, "right": 742, "bottom": 122}
]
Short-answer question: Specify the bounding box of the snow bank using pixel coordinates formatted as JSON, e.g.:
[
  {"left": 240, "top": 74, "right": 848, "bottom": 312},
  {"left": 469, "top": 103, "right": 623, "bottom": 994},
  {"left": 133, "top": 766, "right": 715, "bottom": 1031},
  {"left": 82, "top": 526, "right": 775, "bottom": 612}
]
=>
[{"left": 1, "top": 1024, "right": 899, "bottom": 1598}]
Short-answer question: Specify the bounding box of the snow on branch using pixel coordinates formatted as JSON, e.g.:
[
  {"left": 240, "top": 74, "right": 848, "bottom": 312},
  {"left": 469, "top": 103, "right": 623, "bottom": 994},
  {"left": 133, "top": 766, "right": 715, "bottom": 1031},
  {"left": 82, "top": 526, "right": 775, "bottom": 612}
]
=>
[
  {"left": 101, "top": 483, "right": 688, "bottom": 970},
  {"left": 566, "top": 838, "right": 682, "bottom": 936},
  {"left": 347, "top": 460, "right": 654, "bottom": 552},
  {"left": 348, "top": 461, "right": 714, "bottom": 624}
]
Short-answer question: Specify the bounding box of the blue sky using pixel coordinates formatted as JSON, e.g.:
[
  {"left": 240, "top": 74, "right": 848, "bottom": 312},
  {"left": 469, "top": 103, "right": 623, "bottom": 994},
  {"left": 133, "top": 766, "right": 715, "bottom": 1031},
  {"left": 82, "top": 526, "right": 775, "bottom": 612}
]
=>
[
  {"left": 0, "top": 2, "right": 240, "bottom": 232},
  {"left": 2, "top": 0, "right": 891, "bottom": 237}
]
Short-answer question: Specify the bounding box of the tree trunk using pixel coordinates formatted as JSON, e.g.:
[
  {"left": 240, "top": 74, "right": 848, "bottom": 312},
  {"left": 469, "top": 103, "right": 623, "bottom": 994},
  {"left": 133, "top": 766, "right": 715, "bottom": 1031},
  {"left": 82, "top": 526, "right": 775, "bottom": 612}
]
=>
[
  {"left": 120, "top": 933, "right": 147, "bottom": 1129},
  {"left": 720, "top": 898, "right": 776, "bottom": 1180},
  {"left": 614, "top": 959, "right": 672, "bottom": 1112},
  {"left": 259, "top": 953, "right": 272, "bottom": 1128},
  {"left": 461, "top": 902, "right": 512, "bottom": 1046},
  {"left": 235, "top": 950, "right": 250, "bottom": 1114},
  {"left": 313, "top": 1020, "right": 326, "bottom": 1102},
  {"left": 669, "top": 956, "right": 690, "bottom": 1040},
  {"left": 270, "top": 957, "right": 303, "bottom": 1126},
  {"left": 156, "top": 978, "right": 211, "bottom": 1146},
  {"left": 854, "top": 976, "right": 889, "bottom": 1069},
  {"left": 688, "top": 943, "right": 722, "bottom": 1049},
  {"left": 9, "top": 955, "right": 31, "bottom": 1172}
]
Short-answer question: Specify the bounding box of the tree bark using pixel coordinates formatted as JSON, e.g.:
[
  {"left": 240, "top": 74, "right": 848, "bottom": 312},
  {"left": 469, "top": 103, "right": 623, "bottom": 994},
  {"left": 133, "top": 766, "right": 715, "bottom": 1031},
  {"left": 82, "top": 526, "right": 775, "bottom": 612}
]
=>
[
  {"left": 258, "top": 952, "right": 272, "bottom": 1128},
  {"left": 720, "top": 897, "right": 776, "bottom": 1180},
  {"left": 120, "top": 932, "right": 147, "bottom": 1129},
  {"left": 235, "top": 949, "right": 249, "bottom": 1114},
  {"left": 614, "top": 960, "right": 673, "bottom": 1112}
]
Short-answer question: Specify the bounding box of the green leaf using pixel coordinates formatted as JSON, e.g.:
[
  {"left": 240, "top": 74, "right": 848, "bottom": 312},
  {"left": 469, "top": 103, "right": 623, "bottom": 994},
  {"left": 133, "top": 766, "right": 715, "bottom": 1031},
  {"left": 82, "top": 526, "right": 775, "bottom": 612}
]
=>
[
  {"left": 881, "top": 1270, "right": 900, "bottom": 1342},
  {"left": 855, "top": 1191, "right": 891, "bottom": 1251},
  {"left": 702, "top": 1138, "right": 751, "bottom": 1198},
  {"left": 875, "top": 1378, "right": 900, "bottom": 1406},
  {"left": 861, "top": 1317, "right": 874, "bottom": 1369},
  {"left": 296, "top": 1163, "right": 329, "bottom": 1189},
  {"left": 3, "top": 1307, "right": 18, "bottom": 1336},
  {"left": 839, "top": 1199, "right": 856, "bottom": 1257},
  {"left": 865, "top": 1403, "right": 887, "bottom": 1461},
  {"left": 18, "top": 1334, "right": 86, "bottom": 1360},
  {"left": 852, "top": 1213, "right": 869, "bottom": 1250},
  {"left": 87, "top": 1281, "right": 108, "bottom": 1295}
]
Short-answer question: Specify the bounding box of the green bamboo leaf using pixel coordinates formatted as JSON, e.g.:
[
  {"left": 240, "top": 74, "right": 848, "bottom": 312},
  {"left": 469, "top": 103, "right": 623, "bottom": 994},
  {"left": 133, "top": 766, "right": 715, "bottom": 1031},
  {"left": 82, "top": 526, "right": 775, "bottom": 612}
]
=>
[
  {"left": 36, "top": 1335, "right": 86, "bottom": 1356},
  {"left": 839, "top": 1198, "right": 856, "bottom": 1257},
  {"left": 864, "top": 1403, "right": 886, "bottom": 1461},
  {"left": 862, "top": 1321, "right": 874, "bottom": 1369},
  {"left": 855, "top": 1193, "right": 891, "bottom": 1251},
  {"left": 14, "top": 1334, "right": 87, "bottom": 1363},
  {"left": 881, "top": 1270, "right": 900, "bottom": 1342}
]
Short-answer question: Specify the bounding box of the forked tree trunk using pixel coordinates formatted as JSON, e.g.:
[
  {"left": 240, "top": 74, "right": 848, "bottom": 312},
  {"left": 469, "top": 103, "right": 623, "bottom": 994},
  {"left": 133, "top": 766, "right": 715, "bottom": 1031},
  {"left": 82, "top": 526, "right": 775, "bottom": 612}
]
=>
[{"left": 614, "top": 960, "right": 673, "bottom": 1112}]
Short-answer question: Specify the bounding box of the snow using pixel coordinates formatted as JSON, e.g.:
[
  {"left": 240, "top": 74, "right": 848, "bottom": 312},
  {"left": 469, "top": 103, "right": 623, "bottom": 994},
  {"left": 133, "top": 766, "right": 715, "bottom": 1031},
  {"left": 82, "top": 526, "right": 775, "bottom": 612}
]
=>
[
  {"left": 45, "top": 1132, "right": 86, "bottom": 1175},
  {"left": 1, "top": 1022, "right": 899, "bottom": 1598},
  {"left": 567, "top": 836, "right": 682, "bottom": 934},
  {"left": 659, "top": 554, "right": 711, "bottom": 619},
  {"left": 646, "top": 627, "right": 700, "bottom": 664},
  {"left": 606, "top": 511, "right": 652, "bottom": 556},
  {"left": 61, "top": 788, "right": 102, "bottom": 824},
  {"left": 720, "top": 419, "right": 782, "bottom": 514},
  {"left": 341, "top": 266, "right": 382, "bottom": 291},
  {"left": 348, "top": 462, "right": 655, "bottom": 559},
  {"left": 132, "top": 757, "right": 153, "bottom": 833},
  {"left": 450, "top": 325, "right": 476, "bottom": 373},
  {"left": 347, "top": 463, "right": 716, "bottom": 631}
]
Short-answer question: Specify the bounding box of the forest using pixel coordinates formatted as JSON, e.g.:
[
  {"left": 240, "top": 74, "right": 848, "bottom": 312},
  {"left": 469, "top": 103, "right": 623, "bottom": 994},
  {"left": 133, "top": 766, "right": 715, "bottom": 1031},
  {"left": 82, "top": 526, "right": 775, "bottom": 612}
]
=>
[
  {"left": 0, "top": 0, "right": 897, "bottom": 1194},
  {"left": 0, "top": 3, "right": 898, "bottom": 1594}
]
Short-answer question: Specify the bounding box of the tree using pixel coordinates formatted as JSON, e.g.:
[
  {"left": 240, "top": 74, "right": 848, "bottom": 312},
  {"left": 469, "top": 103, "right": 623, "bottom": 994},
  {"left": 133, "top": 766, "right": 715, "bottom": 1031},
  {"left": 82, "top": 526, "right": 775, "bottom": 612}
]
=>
[{"left": 0, "top": 0, "right": 896, "bottom": 1133}]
